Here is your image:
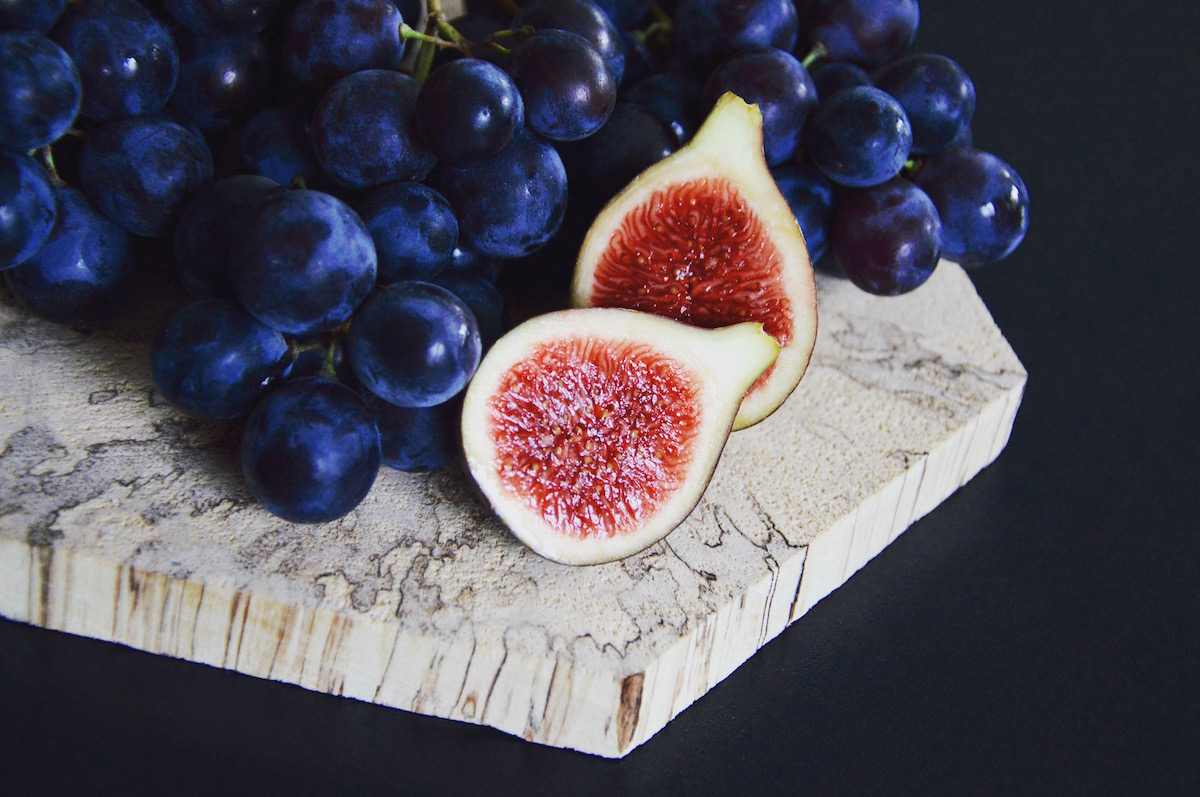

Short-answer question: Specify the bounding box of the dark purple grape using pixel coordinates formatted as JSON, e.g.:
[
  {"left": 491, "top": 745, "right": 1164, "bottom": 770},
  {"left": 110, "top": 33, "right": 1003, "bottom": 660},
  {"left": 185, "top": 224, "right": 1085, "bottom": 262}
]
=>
[
  {"left": 593, "top": 0, "right": 652, "bottom": 28},
  {"left": 162, "top": 0, "right": 283, "bottom": 36},
  {"left": 3, "top": 187, "right": 134, "bottom": 327},
  {"left": 151, "top": 298, "right": 290, "bottom": 419},
  {"left": 702, "top": 47, "right": 817, "bottom": 166},
  {"left": 236, "top": 106, "right": 325, "bottom": 188},
  {"left": 0, "top": 150, "right": 56, "bottom": 271},
  {"left": 79, "top": 117, "right": 214, "bottom": 237},
  {"left": 617, "top": 30, "right": 652, "bottom": 89},
  {"left": 172, "top": 174, "right": 283, "bottom": 297},
  {"left": 430, "top": 270, "right": 507, "bottom": 351},
  {"left": 797, "top": 0, "right": 919, "bottom": 68},
  {"left": 363, "top": 392, "right": 459, "bottom": 473},
  {"left": 0, "top": 0, "right": 68, "bottom": 34},
  {"left": 281, "top": 0, "right": 405, "bottom": 103},
  {"left": 557, "top": 101, "right": 676, "bottom": 214},
  {"left": 624, "top": 73, "right": 705, "bottom": 146},
  {"left": 513, "top": 0, "right": 625, "bottom": 84},
  {"left": 0, "top": 32, "right": 81, "bottom": 150},
  {"left": 416, "top": 59, "right": 524, "bottom": 167},
  {"left": 241, "top": 377, "right": 381, "bottom": 523},
  {"left": 832, "top": 176, "right": 941, "bottom": 295},
  {"left": 167, "top": 27, "right": 275, "bottom": 134},
  {"left": 434, "top": 130, "right": 568, "bottom": 258},
  {"left": 673, "top": 0, "right": 798, "bottom": 73},
  {"left": 505, "top": 29, "right": 616, "bottom": 141},
  {"left": 911, "top": 147, "right": 1029, "bottom": 267},
  {"left": 232, "top": 189, "right": 376, "bottom": 336},
  {"left": 50, "top": 0, "right": 179, "bottom": 122},
  {"left": 356, "top": 182, "right": 458, "bottom": 284},
  {"left": 345, "top": 281, "right": 482, "bottom": 408},
  {"left": 311, "top": 70, "right": 435, "bottom": 190},
  {"left": 771, "top": 160, "right": 834, "bottom": 263},
  {"left": 810, "top": 61, "right": 872, "bottom": 100},
  {"left": 445, "top": 246, "right": 503, "bottom": 284},
  {"left": 808, "top": 85, "right": 912, "bottom": 188},
  {"left": 873, "top": 53, "right": 975, "bottom": 155}
]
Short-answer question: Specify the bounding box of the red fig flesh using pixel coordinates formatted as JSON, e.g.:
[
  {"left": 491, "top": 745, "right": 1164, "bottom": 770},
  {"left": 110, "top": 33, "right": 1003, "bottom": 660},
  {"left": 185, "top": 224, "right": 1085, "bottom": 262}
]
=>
[
  {"left": 573, "top": 92, "right": 818, "bottom": 429},
  {"left": 461, "top": 308, "right": 779, "bottom": 565}
]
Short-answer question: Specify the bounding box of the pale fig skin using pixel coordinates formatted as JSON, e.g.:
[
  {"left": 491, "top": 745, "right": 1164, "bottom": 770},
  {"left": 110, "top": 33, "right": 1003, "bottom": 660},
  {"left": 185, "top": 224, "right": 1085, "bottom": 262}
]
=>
[
  {"left": 461, "top": 308, "right": 779, "bottom": 565},
  {"left": 572, "top": 92, "right": 818, "bottom": 430}
]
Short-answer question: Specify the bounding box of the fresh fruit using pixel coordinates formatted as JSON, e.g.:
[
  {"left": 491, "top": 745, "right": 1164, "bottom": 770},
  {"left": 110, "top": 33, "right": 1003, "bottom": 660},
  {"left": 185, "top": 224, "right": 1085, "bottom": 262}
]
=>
[
  {"left": 672, "top": 0, "right": 799, "bottom": 73},
  {"left": 0, "top": 150, "right": 57, "bottom": 271},
  {"left": 807, "top": 85, "right": 912, "bottom": 188},
  {"left": 416, "top": 59, "right": 524, "bottom": 168},
  {"left": 355, "top": 182, "right": 459, "bottom": 284},
  {"left": 911, "top": 148, "right": 1030, "bottom": 267},
  {"left": 832, "top": 176, "right": 942, "bottom": 295},
  {"left": 51, "top": 0, "right": 179, "bottom": 122},
  {"left": 345, "top": 281, "right": 482, "bottom": 408},
  {"left": 873, "top": 53, "right": 976, "bottom": 155},
  {"left": 572, "top": 92, "right": 818, "bottom": 430},
  {"left": 240, "top": 377, "right": 381, "bottom": 524},
  {"left": 504, "top": 29, "right": 617, "bottom": 142},
  {"left": 0, "top": 31, "right": 81, "bottom": 151},
  {"left": 797, "top": 0, "right": 920, "bottom": 69},
  {"left": 461, "top": 308, "right": 780, "bottom": 565}
]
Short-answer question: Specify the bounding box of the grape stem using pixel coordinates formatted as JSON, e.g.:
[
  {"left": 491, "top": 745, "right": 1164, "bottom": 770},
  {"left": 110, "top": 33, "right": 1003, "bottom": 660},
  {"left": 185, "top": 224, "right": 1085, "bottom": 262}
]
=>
[
  {"left": 801, "top": 42, "right": 828, "bottom": 70},
  {"left": 38, "top": 146, "right": 66, "bottom": 188}
]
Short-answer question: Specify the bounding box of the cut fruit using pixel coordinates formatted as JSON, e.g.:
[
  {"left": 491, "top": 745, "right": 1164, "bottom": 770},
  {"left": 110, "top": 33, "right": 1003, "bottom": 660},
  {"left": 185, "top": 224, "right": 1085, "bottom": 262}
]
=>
[
  {"left": 461, "top": 308, "right": 779, "bottom": 565},
  {"left": 572, "top": 92, "right": 818, "bottom": 430}
]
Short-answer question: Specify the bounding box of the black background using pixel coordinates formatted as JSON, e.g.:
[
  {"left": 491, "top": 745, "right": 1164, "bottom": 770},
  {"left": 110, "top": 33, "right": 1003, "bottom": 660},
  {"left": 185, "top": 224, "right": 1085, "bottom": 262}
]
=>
[{"left": 3, "top": 1, "right": 1199, "bottom": 794}]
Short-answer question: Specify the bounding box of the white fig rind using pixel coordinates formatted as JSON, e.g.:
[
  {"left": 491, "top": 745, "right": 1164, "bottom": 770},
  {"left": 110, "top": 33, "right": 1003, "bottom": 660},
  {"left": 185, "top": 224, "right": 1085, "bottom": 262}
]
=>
[
  {"left": 460, "top": 308, "right": 779, "bottom": 565},
  {"left": 572, "top": 92, "right": 818, "bottom": 430}
]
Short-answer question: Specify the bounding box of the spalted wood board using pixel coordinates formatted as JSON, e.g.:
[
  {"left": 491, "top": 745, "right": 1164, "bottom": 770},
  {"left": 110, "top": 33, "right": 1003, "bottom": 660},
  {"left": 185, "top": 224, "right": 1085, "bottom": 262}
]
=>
[{"left": 0, "top": 262, "right": 1025, "bottom": 757}]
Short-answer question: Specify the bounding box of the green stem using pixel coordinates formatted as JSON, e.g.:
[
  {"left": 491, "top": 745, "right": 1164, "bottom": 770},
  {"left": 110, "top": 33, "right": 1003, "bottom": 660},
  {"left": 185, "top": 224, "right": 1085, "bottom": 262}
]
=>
[
  {"left": 801, "top": 41, "right": 828, "bottom": 71},
  {"left": 634, "top": 20, "right": 671, "bottom": 45},
  {"left": 38, "top": 146, "right": 66, "bottom": 188},
  {"left": 291, "top": 174, "right": 308, "bottom": 190}
]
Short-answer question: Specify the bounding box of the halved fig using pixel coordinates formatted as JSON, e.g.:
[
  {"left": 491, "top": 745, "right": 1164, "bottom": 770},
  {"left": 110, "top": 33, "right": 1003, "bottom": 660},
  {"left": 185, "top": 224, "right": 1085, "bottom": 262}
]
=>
[
  {"left": 572, "top": 92, "right": 818, "bottom": 429},
  {"left": 461, "top": 308, "right": 779, "bottom": 565}
]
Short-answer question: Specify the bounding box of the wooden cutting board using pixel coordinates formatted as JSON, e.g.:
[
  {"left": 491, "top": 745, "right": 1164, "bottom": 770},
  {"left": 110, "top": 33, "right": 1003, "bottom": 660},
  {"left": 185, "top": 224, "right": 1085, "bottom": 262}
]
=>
[{"left": 0, "top": 261, "right": 1025, "bottom": 757}]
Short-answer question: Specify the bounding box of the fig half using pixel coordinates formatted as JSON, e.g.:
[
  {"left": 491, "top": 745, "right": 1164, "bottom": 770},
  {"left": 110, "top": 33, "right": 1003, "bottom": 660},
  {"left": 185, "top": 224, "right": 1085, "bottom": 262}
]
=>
[
  {"left": 572, "top": 92, "right": 818, "bottom": 429},
  {"left": 461, "top": 308, "right": 779, "bottom": 565}
]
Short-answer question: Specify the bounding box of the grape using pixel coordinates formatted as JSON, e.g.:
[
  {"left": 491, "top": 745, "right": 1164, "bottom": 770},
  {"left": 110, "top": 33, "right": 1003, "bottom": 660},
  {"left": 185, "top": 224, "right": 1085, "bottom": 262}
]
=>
[
  {"left": 232, "top": 189, "right": 377, "bottom": 336},
  {"left": 167, "top": 27, "right": 275, "bottom": 134},
  {"left": 0, "top": 150, "right": 57, "bottom": 271},
  {"left": 505, "top": 30, "right": 617, "bottom": 142},
  {"left": 79, "top": 116, "right": 214, "bottom": 238},
  {"left": 807, "top": 85, "right": 912, "bottom": 188},
  {"left": 797, "top": 0, "right": 919, "bottom": 68},
  {"left": 702, "top": 47, "right": 817, "bottom": 166},
  {"left": 430, "top": 269, "right": 508, "bottom": 351},
  {"left": 445, "top": 246, "right": 503, "bottom": 284},
  {"left": 911, "top": 148, "right": 1029, "bottom": 267},
  {"left": 810, "top": 61, "right": 872, "bottom": 100},
  {"left": 673, "top": 0, "right": 799, "bottom": 72},
  {"left": 0, "top": 32, "right": 81, "bottom": 151},
  {"left": 356, "top": 182, "right": 459, "bottom": 284},
  {"left": 513, "top": 0, "right": 626, "bottom": 85},
  {"left": 345, "top": 281, "right": 482, "bottom": 408},
  {"left": 363, "top": 392, "right": 459, "bottom": 473},
  {"left": 236, "top": 106, "right": 325, "bottom": 188},
  {"left": 0, "top": 0, "right": 67, "bottom": 34},
  {"left": 874, "top": 53, "right": 975, "bottom": 155},
  {"left": 417, "top": 59, "right": 524, "bottom": 168},
  {"left": 592, "top": 0, "right": 653, "bottom": 29},
  {"left": 434, "top": 130, "right": 568, "bottom": 258},
  {"left": 311, "top": 70, "right": 435, "bottom": 190},
  {"left": 50, "top": 0, "right": 179, "bottom": 122},
  {"left": 240, "top": 377, "right": 381, "bottom": 524},
  {"left": 625, "top": 73, "right": 705, "bottom": 146},
  {"left": 558, "top": 102, "right": 677, "bottom": 214},
  {"left": 281, "top": 0, "right": 405, "bottom": 103},
  {"left": 151, "top": 298, "right": 290, "bottom": 420},
  {"left": 832, "top": 177, "right": 941, "bottom": 295},
  {"left": 172, "top": 174, "right": 283, "bottom": 298},
  {"left": 162, "top": 0, "right": 283, "bottom": 37},
  {"left": 617, "top": 30, "right": 653, "bottom": 89},
  {"left": 771, "top": 160, "right": 834, "bottom": 263},
  {"left": 3, "top": 187, "right": 135, "bottom": 327}
]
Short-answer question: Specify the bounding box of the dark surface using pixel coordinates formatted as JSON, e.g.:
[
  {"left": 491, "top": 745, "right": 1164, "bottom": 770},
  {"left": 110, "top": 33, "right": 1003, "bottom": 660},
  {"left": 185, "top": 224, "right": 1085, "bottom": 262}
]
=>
[{"left": 3, "top": 1, "right": 1199, "bottom": 793}]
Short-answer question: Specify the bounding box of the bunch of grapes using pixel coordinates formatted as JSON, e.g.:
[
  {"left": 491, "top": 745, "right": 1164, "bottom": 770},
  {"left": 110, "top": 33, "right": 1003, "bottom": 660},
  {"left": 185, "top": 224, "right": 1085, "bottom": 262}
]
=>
[{"left": 0, "top": 0, "right": 1029, "bottom": 524}]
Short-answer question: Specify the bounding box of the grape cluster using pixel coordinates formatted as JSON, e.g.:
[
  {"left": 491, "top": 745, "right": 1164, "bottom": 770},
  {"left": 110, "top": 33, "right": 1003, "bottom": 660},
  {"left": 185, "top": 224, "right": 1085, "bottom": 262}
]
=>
[{"left": 0, "top": 0, "right": 1029, "bottom": 524}]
